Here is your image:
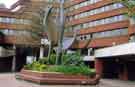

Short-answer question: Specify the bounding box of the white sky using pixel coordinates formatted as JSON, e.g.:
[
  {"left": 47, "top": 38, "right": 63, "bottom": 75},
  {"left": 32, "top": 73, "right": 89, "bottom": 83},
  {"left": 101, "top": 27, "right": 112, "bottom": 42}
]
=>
[{"left": 0, "top": 0, "right": 19, "bottom": 8}]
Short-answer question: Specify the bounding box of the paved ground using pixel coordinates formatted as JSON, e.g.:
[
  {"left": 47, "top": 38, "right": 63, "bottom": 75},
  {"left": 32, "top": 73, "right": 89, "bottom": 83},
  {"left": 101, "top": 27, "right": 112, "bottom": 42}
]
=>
[{"left": 0, "top": 73, "right": 135, "bottom": 87}]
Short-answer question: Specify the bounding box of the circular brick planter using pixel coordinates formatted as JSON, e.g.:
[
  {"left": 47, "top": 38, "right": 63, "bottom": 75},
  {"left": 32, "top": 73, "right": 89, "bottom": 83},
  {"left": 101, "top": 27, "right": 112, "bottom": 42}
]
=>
[{"left": 17, "top": 69, "right": 100, "bottom": 85}]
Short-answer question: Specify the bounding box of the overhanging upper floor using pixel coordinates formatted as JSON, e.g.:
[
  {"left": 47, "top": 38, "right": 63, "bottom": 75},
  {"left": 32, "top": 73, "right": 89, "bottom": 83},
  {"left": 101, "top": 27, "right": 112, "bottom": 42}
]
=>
[{"left": 95, "top": 42, "right": 135, "bottom": 58}]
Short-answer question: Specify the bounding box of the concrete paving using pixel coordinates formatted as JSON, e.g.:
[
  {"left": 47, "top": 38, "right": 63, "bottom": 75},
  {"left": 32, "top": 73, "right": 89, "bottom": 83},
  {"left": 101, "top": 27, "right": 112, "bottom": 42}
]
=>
[{"left": 0, "top": 73, "right": 135, "bottom": 87}]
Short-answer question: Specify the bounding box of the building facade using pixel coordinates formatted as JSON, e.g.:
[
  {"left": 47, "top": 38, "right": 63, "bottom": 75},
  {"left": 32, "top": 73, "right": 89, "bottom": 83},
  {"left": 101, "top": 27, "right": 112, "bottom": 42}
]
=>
[
  {"left": 0, "top": 0, "right": 135, "bottom": 80},
  {"left": 0, "top": 0, "right": 61, "bottom": 72},
  {"left": 0, "top": 0, "right": 45, "bottom": 72},
  {"left": 65, "top": 0, "right": 135, "bottom": 80}
]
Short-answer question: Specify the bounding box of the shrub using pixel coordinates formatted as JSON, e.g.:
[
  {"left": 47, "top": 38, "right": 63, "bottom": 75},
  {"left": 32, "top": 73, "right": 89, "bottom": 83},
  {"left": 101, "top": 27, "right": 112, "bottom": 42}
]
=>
[
  {"left": 38, "top": 51, "right": 84, "bottom": 66},
  {"left": 38, "top": 57, "right": 48, "bottom": 64},
  {"left": 47, "top": 65, "right": 95, "bottom": 76},
  {"left": 24, "top": 61, "right": 47, "bottom": 72},
  {"left": 23, "top": 51, "right": 96, "bottom": 76},
  {"left": 49, "top": 54, "right": 56, "bottom": 64},
  {"left": 39, "top": 54, "right": 56, "bottom": 65},
  {"left": 62, "top": 51, "right": 84, "bottom": 66}
]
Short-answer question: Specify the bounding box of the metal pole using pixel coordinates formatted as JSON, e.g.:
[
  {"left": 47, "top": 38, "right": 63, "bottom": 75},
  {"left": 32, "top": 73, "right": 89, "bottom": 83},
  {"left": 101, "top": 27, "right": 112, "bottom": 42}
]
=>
[
  {"left": 12, "top": 45, "right": 16, "bottom": 72},
  {"left": 47, "top": 41, "right": 52, "bottom": 63},
  {"left": 56, "top": 0, "right": 65, "bottom": 65}
]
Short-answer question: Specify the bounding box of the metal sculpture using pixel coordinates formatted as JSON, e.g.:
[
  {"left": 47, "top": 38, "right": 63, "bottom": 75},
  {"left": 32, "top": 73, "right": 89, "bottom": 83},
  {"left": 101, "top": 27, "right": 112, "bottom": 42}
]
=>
[{"left": 43, "top": 0, "right": 77, "bottom": 64}]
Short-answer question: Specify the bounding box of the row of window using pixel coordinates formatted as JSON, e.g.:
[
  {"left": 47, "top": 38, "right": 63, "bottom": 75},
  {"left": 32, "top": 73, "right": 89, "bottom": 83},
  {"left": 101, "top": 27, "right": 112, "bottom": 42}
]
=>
[
  {"left": 68, "top": 3, "right": 124, "bottom": 21},
  {"left": 76, "top": 28, "right": 128, "bottom": 40},
  {"left": 66, "top": 15, "right": 127, "bottom": 32},
  {"left": 68, "top": 0, "right": 102, "bottom": 12},
  {"left": 0, "top": 17, "right": 32, "bottom": 25},
  {"left": 92, "top": 28, "right": 128, "bottom": 39},
  {"left": 0, "top": 29, "right": 32, "bottom": 36}
]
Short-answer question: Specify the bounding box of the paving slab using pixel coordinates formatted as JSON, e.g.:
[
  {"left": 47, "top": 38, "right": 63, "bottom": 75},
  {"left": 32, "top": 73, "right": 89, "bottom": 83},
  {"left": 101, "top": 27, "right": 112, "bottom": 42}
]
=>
[{"left": 0, "top": 73, "right": 135, "bottom": 87}]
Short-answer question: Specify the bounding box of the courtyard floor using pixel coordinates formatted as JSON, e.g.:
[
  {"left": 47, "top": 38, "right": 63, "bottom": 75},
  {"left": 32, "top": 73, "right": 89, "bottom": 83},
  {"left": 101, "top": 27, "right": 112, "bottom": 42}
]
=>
[{"left": 0, "top": 73, "right": 135, "bottom": 87}]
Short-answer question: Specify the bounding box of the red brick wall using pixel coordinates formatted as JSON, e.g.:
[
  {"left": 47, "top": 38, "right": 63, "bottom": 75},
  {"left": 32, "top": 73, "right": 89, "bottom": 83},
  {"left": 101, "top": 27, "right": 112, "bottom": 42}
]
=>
[
  {"left": 67, "top": 0, "right": 114, "bottom": 16},
  {"left": 66, "top": 7, "right": 127, "bottom": 27},
  {"left": 79, "top": 20, "right": 129, "bottom": 35},
  {"left": 72, "top": 35, "right": 129, "bottom": 48}
]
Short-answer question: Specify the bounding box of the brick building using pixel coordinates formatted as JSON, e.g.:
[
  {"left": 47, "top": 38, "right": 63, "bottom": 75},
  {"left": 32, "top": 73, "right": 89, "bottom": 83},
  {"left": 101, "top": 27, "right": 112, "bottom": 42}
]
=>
[
  {"left": 0, "top": 0, "right": 135, "bottom": 80},
  {"left": 0, "top": 0, "right": 61, "bottom": 72},
  {"left": 65, "top": 0, "right": 135, "bottom": 80},
  {"left": 0, "top": 0, "right": 44, "bottom": 72}
]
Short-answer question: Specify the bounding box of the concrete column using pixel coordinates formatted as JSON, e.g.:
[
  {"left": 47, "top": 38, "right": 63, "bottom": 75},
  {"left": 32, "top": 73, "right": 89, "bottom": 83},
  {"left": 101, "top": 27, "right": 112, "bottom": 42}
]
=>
[
  {"left": 88, "top": 49, "right": 91, "bottom": 56},
  {"left": 12, "top": 45, "right": 16, "bottom": 72},
  {"left": 88, "top": 48, "right": 92, "bottom": 56},
  {"left": 95, "top": 58, "right": 103, "bottom": 76},
  {"left": 118, "top": 64, "right": 128, "bottom": 80},
  {"left": 39, "top": 46, "right": 44, "bottom": 58}
]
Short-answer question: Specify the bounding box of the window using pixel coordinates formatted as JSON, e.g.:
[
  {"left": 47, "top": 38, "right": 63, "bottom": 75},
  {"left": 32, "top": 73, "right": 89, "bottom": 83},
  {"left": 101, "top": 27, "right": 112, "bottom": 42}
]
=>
[
  {"left": 71, "top": 14, "right": 127, "bottom": 30},
  {"left": 92, "top": 28, "right": 128, "bottom": 39},
  {"left": 0, "top": 17, "right": 32, "bottom": 25},
  {"left": 70, "top": 2, "right": 125, "bottom": 20}
]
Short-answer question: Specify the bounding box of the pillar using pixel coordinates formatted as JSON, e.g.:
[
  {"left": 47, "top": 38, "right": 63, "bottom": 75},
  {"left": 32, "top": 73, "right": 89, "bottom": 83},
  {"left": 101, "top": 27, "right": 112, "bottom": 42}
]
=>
[
  {"left": 118, "top": 64, "right": 128, "bottom": 80},
  {"left": 95, "top": 58, "right": 103, "bottom": 76},
  {"left": 39, "top": 46, "right": 44, "bottom": 58},
  {"left": 88, "top": 48, "right": 92, "bottom": 56},
  {"left": 12, "top": 45, "right": 16, "bottom": 72}
]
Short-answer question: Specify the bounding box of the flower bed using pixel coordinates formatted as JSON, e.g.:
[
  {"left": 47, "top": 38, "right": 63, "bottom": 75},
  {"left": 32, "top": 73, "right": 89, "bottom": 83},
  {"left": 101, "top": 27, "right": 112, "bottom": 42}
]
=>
[
  {"left": 18, "top": 52, "right": 100, "bottom": 85},
  {"left": 18, "top": 69, "right": 100, "bottom": 85}
]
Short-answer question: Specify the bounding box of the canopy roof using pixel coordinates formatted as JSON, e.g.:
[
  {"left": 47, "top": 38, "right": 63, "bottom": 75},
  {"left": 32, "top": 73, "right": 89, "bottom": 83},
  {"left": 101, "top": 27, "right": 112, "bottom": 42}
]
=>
[{"left": 95, "top": 42, "right": 135, "bottom": 58}]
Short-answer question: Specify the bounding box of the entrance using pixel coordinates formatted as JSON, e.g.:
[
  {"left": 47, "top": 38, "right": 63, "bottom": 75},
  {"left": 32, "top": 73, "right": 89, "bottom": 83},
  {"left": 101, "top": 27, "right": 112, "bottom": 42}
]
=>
[
  {"left": 15, "top": 47, "right": 39, "bottom": 71},
  {"left": 0, "top": 57, "right": 12, "bottom": 72},
  {"left": 101, "top": 56, "right": 135, "bottom": 80},
  {"left": 102, "top": 58, "right": 119, "bottom": 79},
  {"left": 127, "top": 61, "right": 135, "bottom": 80}
]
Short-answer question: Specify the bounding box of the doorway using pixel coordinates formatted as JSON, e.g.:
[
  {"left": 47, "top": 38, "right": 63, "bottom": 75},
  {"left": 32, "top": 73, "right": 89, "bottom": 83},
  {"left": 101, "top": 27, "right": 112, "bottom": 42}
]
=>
[{"left": 102, "top": 58, "right": 119, "bottom": 79}]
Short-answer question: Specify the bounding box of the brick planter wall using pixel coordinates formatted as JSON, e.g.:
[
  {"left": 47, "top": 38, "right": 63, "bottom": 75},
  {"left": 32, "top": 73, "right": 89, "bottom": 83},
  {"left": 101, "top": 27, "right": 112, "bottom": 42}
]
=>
[{"left": 17, "top": 69, "right": 100, "bottom": 85}]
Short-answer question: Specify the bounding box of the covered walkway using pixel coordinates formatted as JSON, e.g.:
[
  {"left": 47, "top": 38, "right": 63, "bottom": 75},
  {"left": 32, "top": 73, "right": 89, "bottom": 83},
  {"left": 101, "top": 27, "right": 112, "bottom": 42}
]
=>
[{"left": 95, "top": 42, "right": 135, "bottom": 80}]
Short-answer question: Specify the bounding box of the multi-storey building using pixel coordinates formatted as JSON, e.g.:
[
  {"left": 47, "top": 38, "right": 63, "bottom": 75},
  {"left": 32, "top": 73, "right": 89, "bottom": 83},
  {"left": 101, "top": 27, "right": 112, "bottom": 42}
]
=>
[
  {"left": 65, "top": 0, "right": 128, "bottom": 53},
  {"left": 0, "top": 0, "right": 47, "bottom": 72},
  {"left": 0, "top": 0, "right": 135, "bottom": 81},
  {"left": 65, "top": 0, "right": 135, "bottom": 80},
  {"left": 0, "top": 0, "right": 62, "bottom": 72}
]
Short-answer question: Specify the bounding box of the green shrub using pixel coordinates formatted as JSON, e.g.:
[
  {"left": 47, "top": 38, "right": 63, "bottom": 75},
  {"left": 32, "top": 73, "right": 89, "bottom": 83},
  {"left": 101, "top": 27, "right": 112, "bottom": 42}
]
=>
[
  {"left": 38, "top": 64, "right": 47, "bottom": 72},
  {"left": 39, "top": 54, "right": 56, "bottom": 65},
  {"left": 24, "top": 61, "right": 47, "bottom": 72},
  {"left": 23, "top": 51, "right": 96, "bottom": 76},
  {"left": 49, "top": 54, "right": 56, "bottom": 64},
  {"left": 24, "top": 63, "right": 33, "bottom": 70},
  {"left": 62, "top": 51, "right": 84, "bottom": 66},
  {"left": 47, "top": 65, "right": 95, "bottom": 76},
  {"left": 38, "top": 51, "right": 84, "bottom": 66},
  {"left": 38, "top": 57, "right": 48, "bottom": 64}
]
